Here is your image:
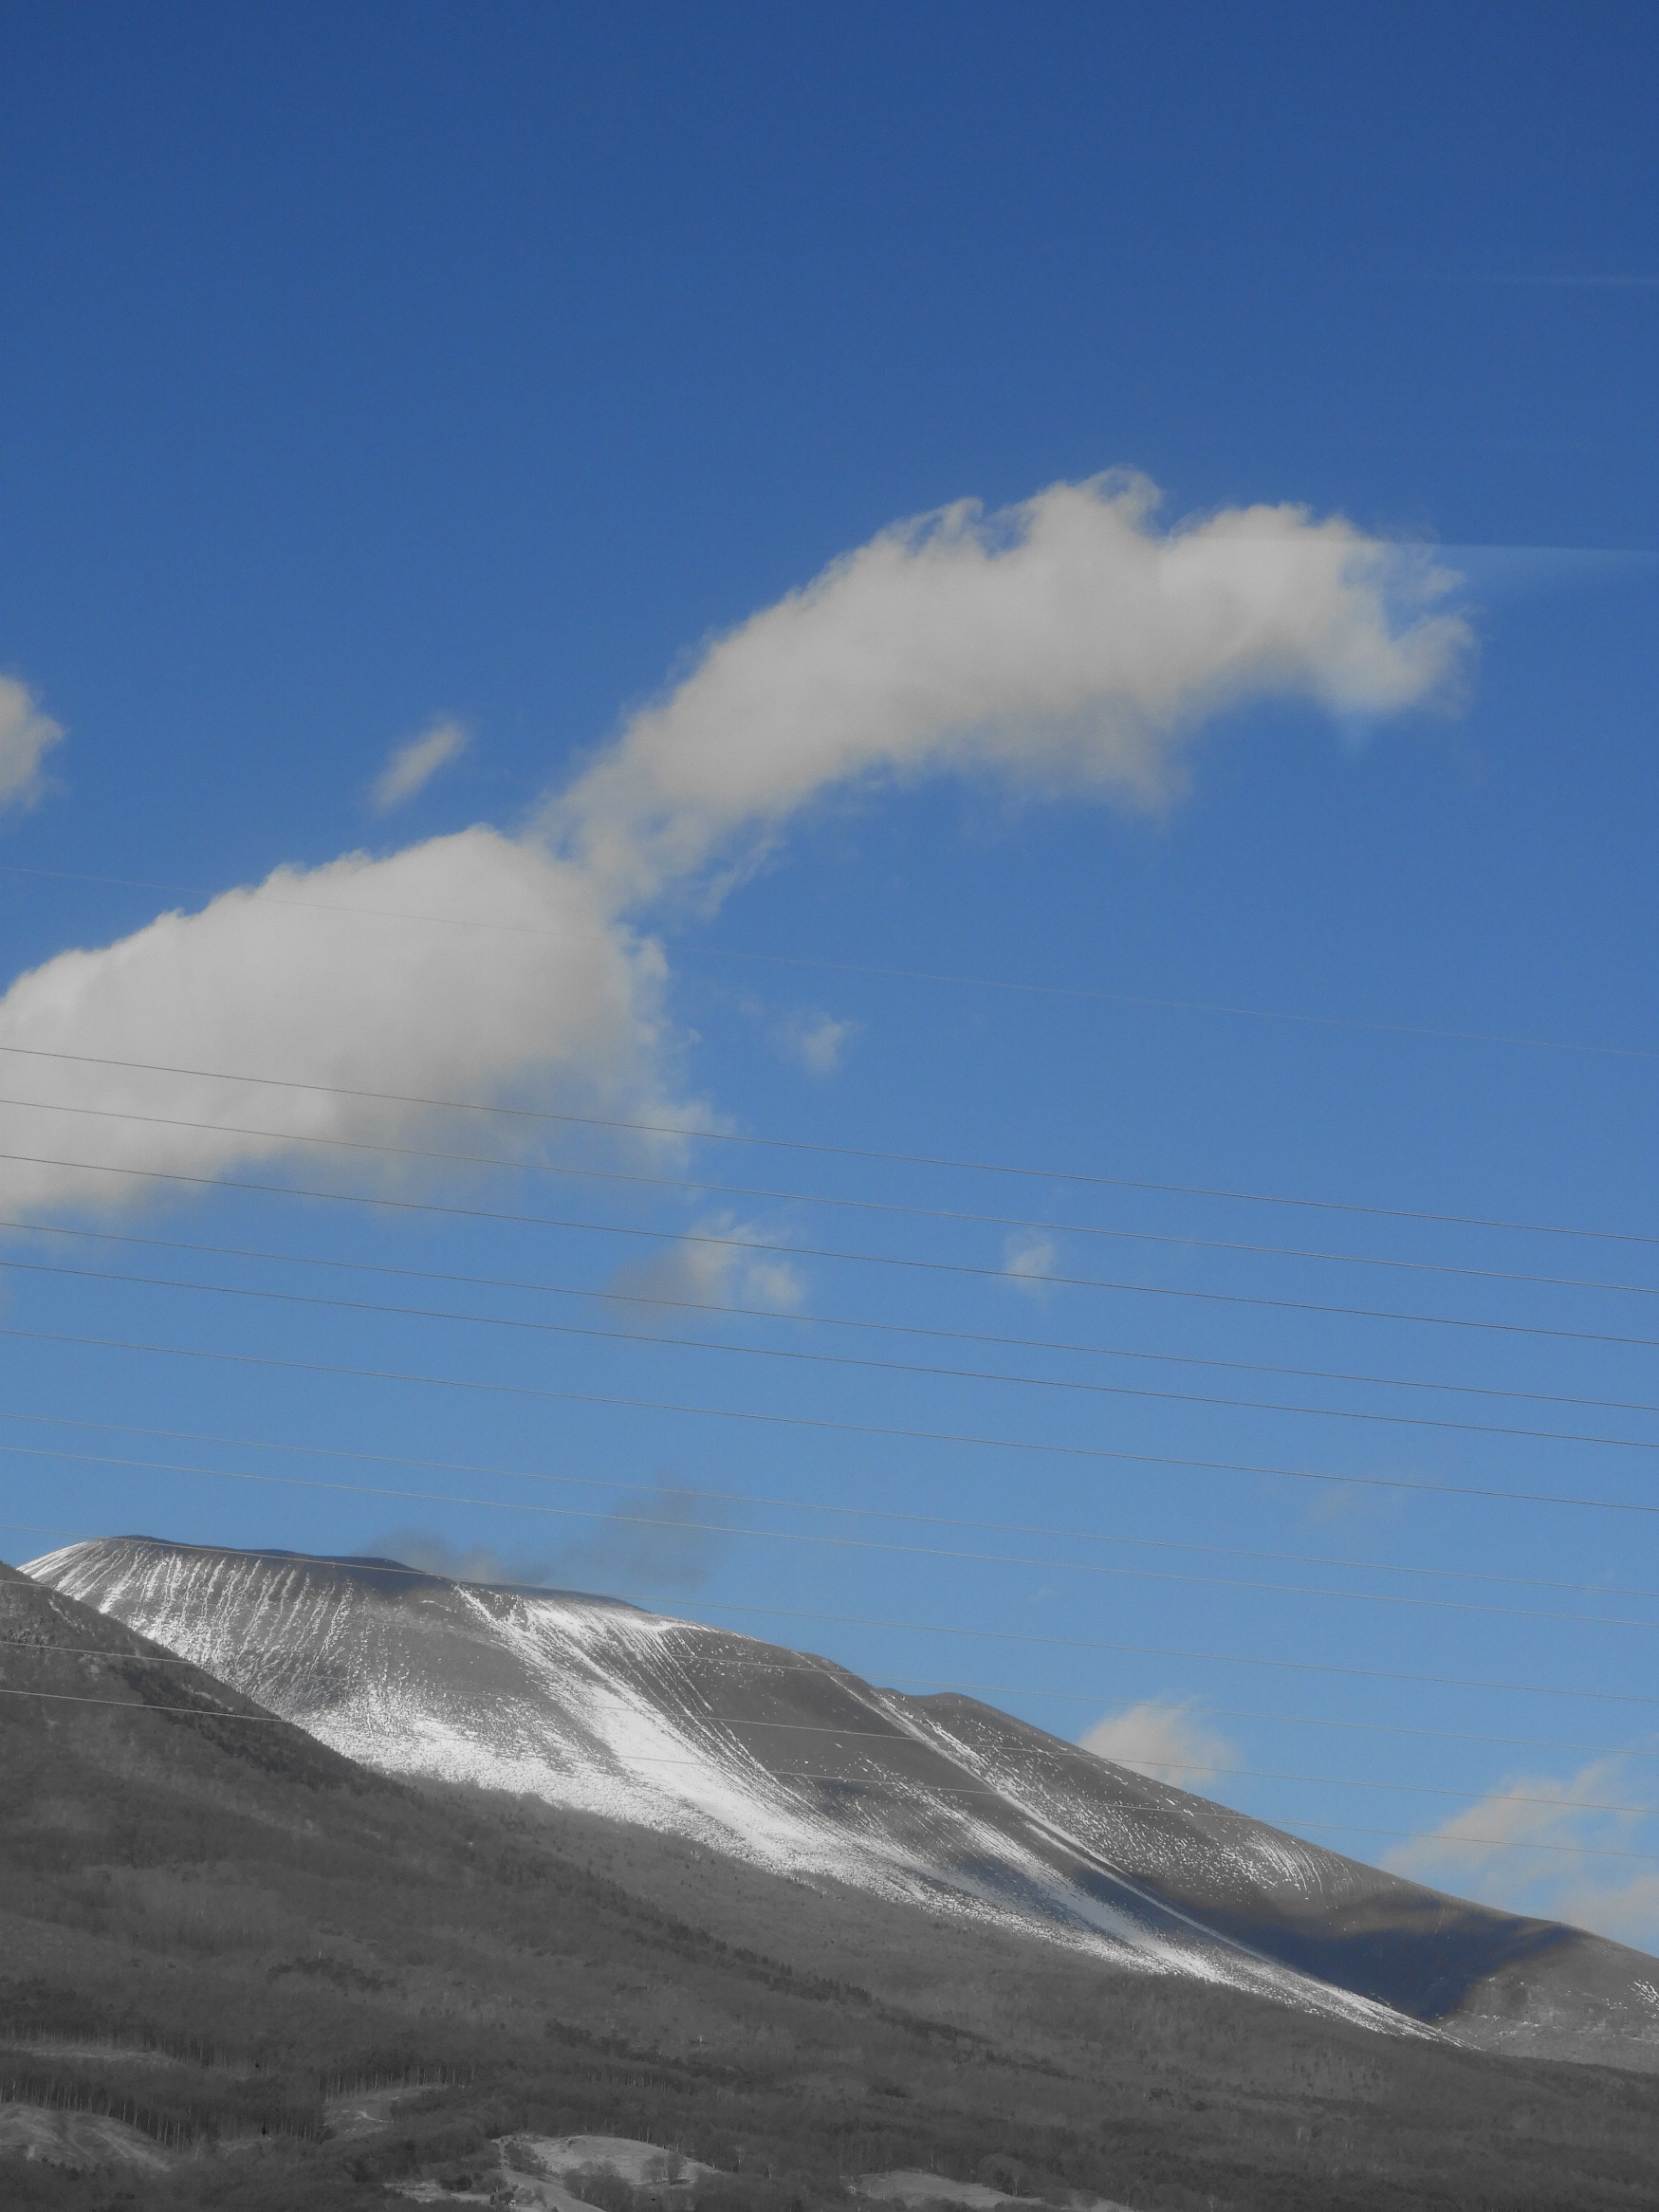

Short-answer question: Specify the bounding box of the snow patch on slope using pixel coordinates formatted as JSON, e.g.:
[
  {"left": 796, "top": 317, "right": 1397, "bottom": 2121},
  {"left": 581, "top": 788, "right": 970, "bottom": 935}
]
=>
[{"left": 21, "top": 1539, "right": 1419, "bottom": 2033}]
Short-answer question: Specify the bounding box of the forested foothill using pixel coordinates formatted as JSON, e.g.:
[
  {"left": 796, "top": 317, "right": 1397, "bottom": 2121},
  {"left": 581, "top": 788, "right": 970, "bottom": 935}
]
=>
[{"left": 3, "top": 1563, "right": 1657, "bottom": 2211}]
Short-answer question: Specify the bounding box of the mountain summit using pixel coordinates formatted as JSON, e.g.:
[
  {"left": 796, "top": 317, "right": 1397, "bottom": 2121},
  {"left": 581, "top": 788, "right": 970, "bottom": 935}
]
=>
[{"left": 28, "top": 1534, "right": 1659, "bottom": 2072}]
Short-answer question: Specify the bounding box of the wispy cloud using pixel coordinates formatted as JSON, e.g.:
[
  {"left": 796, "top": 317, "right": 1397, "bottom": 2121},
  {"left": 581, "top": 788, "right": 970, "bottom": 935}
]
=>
[
  {"left": 1081, "top": 1699, "right": 1236, "bottom": 1786},
  {"left": 610, "top": 1214, "right": 804, "bottom": 1318},
  {"left": 1383, "top": 1757, "right": 1659, "bottom": 1951},
  {"left": 553, "top": 1477, "right": 729, "bottom": 1594},
  {"left": 1003, "top": 1228, "right": 1058, "bottom": 1296},
  {"left": 368, "top": 1525, "right": 563, "bottom": 1587},
  {"left": 0, "top": 474, "right": 1472, "bottom": 1221},
  {"left": 370, "top": 717, "right": 470, "bottom": 811},
  {"left": 373, "top": 1476, "right": 731, "bottom": 1599},
  {"left": 774, "top": 1009, "right": 861, "bottom": 1076},
  {"left": 0, "top": 674, "right": 65, "bottom": 815}
]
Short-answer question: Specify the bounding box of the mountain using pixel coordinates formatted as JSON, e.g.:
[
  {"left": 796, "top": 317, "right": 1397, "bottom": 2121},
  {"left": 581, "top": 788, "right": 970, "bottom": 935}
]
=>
[
  {"left": 26, "top": 1534, "right": 1659, "bottom": 2074},
  {"left": 8, "top": 1545, "right": 1659, "bottom": 2211}
]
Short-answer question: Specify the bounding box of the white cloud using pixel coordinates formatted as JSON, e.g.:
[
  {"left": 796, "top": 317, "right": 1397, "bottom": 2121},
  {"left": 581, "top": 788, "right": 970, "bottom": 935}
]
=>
[
  {"left": 0, "top": 828, "right": 690, "bottom": 1216},
  {"left": 1383, "top": 1758, "right": 1659, "bottom": 1952},
  {"left": 1003, "top": 1228, "right": 1058, "bottom": 1294},
  {"left": 609, "top": 1214, "right": 804, "bottom": 1318},
  {"left": 0, "top": 675, "right": 65, "bottom": 815},
  {"left": 775, "top": 1009, "right": 860, "bottom": 1076},
  {"left": 1081, "top": 1699, "right": 1237, "bottom": 1786},
  {"left": 548, "top": 474, "right": 1468, "bottom": 908},
  {"left": 0, "top": 474, "right": 1470, "bottom": 1221},
  {"left": 370, "top": 717, "right": 470, "bottom": 810}
]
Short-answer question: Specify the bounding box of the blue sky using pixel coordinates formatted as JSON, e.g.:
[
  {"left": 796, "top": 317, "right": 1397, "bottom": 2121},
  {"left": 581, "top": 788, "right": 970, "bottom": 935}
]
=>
[{"left": 2, "top": 1, "right": 1658, "bottom": 1945}]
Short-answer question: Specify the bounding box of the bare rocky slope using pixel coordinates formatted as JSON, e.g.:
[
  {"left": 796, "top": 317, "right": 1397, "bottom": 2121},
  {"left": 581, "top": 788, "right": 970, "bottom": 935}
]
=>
[{"left": 27, "top": 1534, "right": 1659, "bottom": 2073}]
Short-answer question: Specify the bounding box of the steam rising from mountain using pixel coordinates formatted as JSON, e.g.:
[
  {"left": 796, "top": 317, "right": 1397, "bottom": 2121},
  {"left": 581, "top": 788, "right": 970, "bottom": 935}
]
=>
[{"left": 0, "top": 476, "right": 1468, "bottom": 1215}]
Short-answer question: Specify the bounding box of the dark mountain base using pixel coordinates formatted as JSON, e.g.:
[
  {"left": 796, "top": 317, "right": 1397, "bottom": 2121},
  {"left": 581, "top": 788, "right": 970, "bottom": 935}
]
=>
[{"left": 4, "top": 1565, "right": 1659, "bottom": 2211}]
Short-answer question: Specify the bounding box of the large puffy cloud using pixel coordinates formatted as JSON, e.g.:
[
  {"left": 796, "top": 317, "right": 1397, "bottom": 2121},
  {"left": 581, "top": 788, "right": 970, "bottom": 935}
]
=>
[
  {"left": 0, "top": 474, "right": 1470, "bottom": 1217},
  {"left": 550, "top": 475, "right": 1468, "bottom": 905},
  {"left": 0, "top": 828, "right": 680, "bottom": 1215}
]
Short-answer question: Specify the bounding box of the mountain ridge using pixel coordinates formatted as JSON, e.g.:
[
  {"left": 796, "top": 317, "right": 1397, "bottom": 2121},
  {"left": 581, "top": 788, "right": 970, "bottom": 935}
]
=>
[
  {"left": 9, "top": 1546, "right": 1659, "bottom": 2208},
  {"left": 26, "top": 1533, "right": 1659, "bottom": 2074}
]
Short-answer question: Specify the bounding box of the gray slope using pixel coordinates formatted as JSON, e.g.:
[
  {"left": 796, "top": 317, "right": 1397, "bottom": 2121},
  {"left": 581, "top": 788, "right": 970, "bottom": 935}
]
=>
[{"left": 27, "top": 1534, "right": 1659, "bottom": 2069}]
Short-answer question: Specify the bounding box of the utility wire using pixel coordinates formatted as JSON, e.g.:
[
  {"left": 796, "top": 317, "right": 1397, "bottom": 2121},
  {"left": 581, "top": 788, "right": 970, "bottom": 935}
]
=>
[
  {"left": 5, "top": 1091, "right": 1658, "bottom": 1299},
  {"left": 1, "top": 1683, "right": 1652, "bottom": 1859},
  {"left": 687, "top": 943, "right": 1659, "bottom": 1069},
  {"left": 0, "top": 1034, "right": 1652, "bottom": 1245},
  {"left": 1274, "top": 1821, "right": 1656, "bottom": 1863},
  {"left": 2, "top": 1644, "right": 1652, "bottom": 1818},
  {"left": 9, "top": 1145, "right": 1659, "bottom": 1358},
  {"left": 8, "top": 1439, "right": 1659, "bottom": 1628},
  {"left": 9, "top": 1248, "right": 1659, "bottom": 1458},
  {"left": 2, "top": 865, "right": 1651, "bottom": 1070},
  {"left": 1, "top": 1593, "right": 1645, "bottom": 1758},
  {"left": 10, "top": 1213, "right": 1659, "bottom": 1425},
  {"left": 3, "top": 1407, "right": 1650, "bottom": 1600},
  {"left": 7, "top": 1318, "right": 1659, "bottom": 1519},
  {"left": 9, "top": 1530, "right": 1652, "bottom": 1705},
  {"left": 674, "top": 1600, "right": 1659, "bottom": 1708}
]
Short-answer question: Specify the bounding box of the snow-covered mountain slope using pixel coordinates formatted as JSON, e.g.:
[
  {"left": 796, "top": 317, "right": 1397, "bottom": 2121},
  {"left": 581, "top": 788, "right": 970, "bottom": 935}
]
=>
[{"left": 28, "top": 1535, "right": 1659, "bottom": 2068}]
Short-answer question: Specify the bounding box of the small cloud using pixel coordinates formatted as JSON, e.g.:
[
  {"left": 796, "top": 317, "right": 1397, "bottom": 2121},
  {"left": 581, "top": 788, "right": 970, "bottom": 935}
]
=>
[
  {"left": 1080, "top": 1699, "right": 1235, "bottom": 1786},
  {"left": 611, "top": 1214, "right": 804, "bottom": 1318},
  {"left": 370, "top": 717, "right": 470, "bottom": 811},
  {"left": 369, "top": 1524, "right": 562, "bottom": 1587},
  {"left": 0, "top": 674, "right": 65, "bottom": 815},
  {"left": 1003, "top": 1228, "right": 1058, "bottom": 1297},
  {"left": 1380, "top": 1751, "right": 1659, "bottom": 1946},
  {"left": 1382, "top": 1756, "right": 1659, "bottom": 1950},
  {"left": 556, "top": 1475, "right": 728, "bottom": 1595},
  {"left": 373, "top": 1477, "right": 731, "bottom": 1602},
  {"left": 1303, "top": 1478, "right": 1407, "bottom": 1529},
  {"left": 774, "top": 1009, "right": 861, "bottom": 1076},
  {"left": 1384, "top": 1759, "right": 1634, "bottom": 1880},
  {"left": 1551, "top": 1871, "right": 1659, "bottom": 1953}
]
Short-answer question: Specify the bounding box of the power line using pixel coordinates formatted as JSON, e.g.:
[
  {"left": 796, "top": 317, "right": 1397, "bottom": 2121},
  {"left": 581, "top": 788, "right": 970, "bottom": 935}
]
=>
[
  {"left": 0, "top": 1035, "right": 1651, "bottom": 1247},
  {"left": 10, "top": 1144, "right": 1659, "bottom": 1355},
  {"left": 4, "top": 1407, "right": 1650, "bottom": 1600},
  {"left": 7, "top": 1092, "right": 1659, "bottom": 1299},
  {"left": 3, "top": 863, "right": 1650, "bottom": 1069},
  {"left": 3, "top": 1644, "right": 1651, "bottom": 1818},
  {"left": 686, "top": 944, "right": 1659, "bottom": 1069},
  {"left": 11, "top": 1212, "right": 1659, "bottom": 1426},
  {"left": 11, "top": 1529, "right": 1654, "bottom": 1705},
  {"left": 11, "top": 1248, "right": 1659, "bottom": 1459},
  {"left": 673, "top": 1600, "right": 1659, "bottom": 1707},
  {"left": 1, "top": 1683, "right": 1652, "bottom": 1860},
  {"left": 9, "top": 1439, "right": 1659, "bottom": 1628},
  {"left": 1268, "top": 1821, "right": 1657, "bottom": 1864},
  {"left": 7, "top": 1318, "right": 1659, "bottom": 1519},
  {"left": 1074, "top": 1702, "right": 1659, "bottom": 1760},
  {"left": 3, "top": 1583, "right": 1646, "bottom": 1757}
]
